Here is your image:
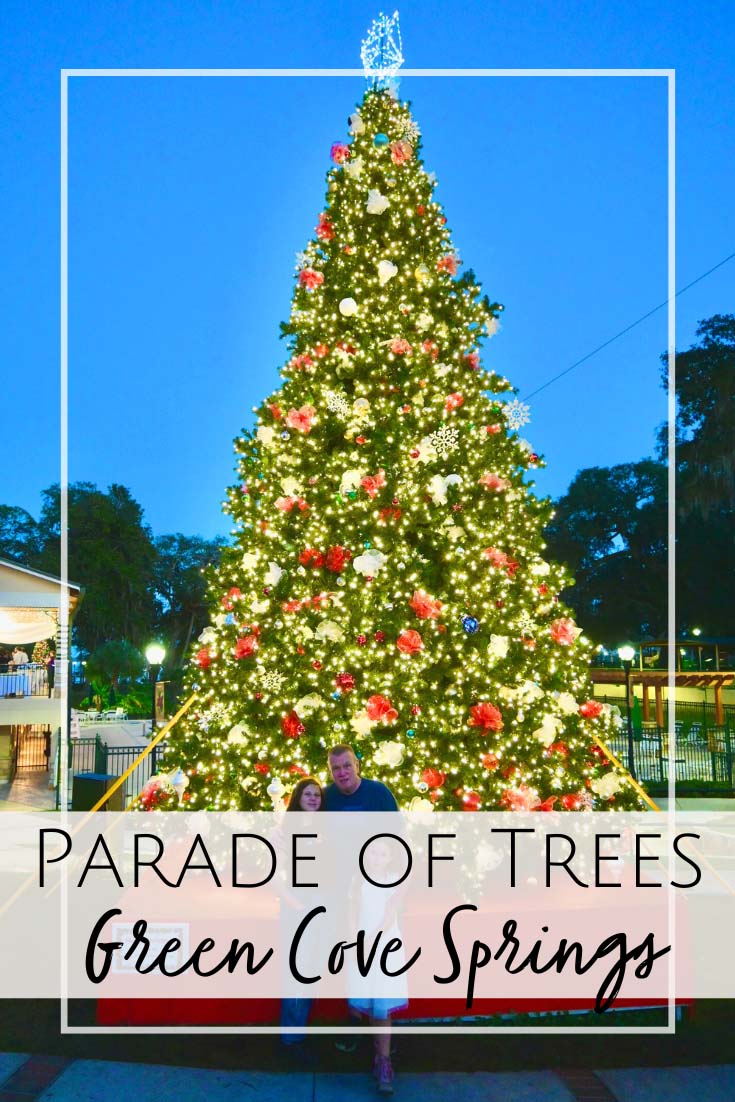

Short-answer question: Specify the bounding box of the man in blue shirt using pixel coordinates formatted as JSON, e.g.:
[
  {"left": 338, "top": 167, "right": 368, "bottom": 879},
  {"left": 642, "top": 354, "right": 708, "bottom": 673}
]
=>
[{"left": 324, "top": 743, "right": 398, "bottom": 812}]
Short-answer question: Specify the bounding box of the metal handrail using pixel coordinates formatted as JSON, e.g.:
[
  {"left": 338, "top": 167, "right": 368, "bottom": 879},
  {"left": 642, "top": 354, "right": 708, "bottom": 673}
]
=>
[{"left": 88, "top": 693, "right": 198, "bottom": 812}]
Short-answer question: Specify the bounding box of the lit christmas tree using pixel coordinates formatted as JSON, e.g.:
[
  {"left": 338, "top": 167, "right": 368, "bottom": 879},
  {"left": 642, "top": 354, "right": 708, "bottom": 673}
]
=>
[{"left": 150, "top": 23, "right": 647, "bottom": 814}]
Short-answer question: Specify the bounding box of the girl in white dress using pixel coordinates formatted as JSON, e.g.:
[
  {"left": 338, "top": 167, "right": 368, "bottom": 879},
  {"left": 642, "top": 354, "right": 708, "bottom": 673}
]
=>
[{"left": 347, "top": 838, "right": 408, "bottom": 1095}]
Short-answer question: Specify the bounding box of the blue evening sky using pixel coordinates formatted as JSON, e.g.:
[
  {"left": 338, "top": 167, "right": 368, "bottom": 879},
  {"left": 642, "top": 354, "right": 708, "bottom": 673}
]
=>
[{"left": 1, "top": 1, "right": 733, "bottom": 540}]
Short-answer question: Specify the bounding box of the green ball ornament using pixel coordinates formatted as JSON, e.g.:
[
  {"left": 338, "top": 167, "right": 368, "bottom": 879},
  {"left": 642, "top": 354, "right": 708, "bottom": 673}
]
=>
[
  {"left": 348, "top": 491, "right": 357, "bottom": 500},
  {"left": 373, "top": 132, "right": 389, "bottom": 147}
]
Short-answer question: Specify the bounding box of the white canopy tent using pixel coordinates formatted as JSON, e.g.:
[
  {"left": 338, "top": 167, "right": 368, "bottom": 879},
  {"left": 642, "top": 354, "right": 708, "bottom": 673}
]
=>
[{"left": 0, "top": 607, "right": 58, "bottom": 646}]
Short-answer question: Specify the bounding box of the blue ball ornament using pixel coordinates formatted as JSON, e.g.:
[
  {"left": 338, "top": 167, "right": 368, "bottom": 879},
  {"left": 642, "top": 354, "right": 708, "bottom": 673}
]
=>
[
  {"left": 373, "top": 132, "right": 389, "bottom": 147},
  {"left": 331, "top": 691, "right": 342, "bottom": 700},
  {"left": 407, "top": 728, "right": 416, "bottom": 737},
  {"left": 462, "top": 616, "right": 479, "bottom": 634}
]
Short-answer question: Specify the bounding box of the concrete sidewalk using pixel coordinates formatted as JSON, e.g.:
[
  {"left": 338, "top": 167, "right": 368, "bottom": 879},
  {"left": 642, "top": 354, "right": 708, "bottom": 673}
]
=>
[{"left": 0, "top": 1055, "right": 734, "bottom": 1102}]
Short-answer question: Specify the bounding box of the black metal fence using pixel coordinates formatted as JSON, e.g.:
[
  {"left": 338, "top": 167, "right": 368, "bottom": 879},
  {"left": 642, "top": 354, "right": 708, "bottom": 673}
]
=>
[
  {"left": 14, "top": 725, "right": 51, "bottom": 771},
  {"left": 595, "top": 694, "right": 735, "bottom": 738},
  {"left": 56, "top": 737, "right": 168, "bottom": 809},
  {"left": 607, "top": 727, "right": 735, "bottom": 787}
]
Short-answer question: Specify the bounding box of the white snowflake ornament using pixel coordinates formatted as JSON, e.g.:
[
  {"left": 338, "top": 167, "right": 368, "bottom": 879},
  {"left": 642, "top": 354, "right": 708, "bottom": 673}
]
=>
[
  {"left": 326, "top": 391, "right": 351, "bottom": 418},
  {"left": 504, "top": 398, "right": 531, "bottom": 431},
  {"left": 517, "top": 611, "right": 537, "bottom": 638},
  {"left": 260, "top": 670, "right": 285, "bottom": 693},
  {"left": 427, "top": 424, "right": 460, "bottom": 458}
]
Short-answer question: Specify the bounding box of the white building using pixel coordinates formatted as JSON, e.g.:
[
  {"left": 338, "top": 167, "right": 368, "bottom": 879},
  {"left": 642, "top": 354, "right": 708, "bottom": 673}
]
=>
[{"left": 0, "top": 558, "right": 82, "bottom": 780}]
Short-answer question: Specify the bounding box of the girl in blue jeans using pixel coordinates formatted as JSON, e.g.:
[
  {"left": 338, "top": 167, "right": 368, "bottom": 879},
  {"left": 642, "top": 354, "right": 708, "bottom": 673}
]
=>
[{"left": 279, "top": 777, "right": 323, "bottom": 1049}]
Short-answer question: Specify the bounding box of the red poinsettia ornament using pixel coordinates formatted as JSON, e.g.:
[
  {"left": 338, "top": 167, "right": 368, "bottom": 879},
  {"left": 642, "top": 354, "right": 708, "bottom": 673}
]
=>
[
  {"left": 396, "top": 629, "right": 423, "bottom": 655},
  {"left": 365, "top": 694, "right": 398, "bottom": 724},
  {"left": 282, "top": 711, "right": 304, "bottom": 738},
  {"left": 467, "top": 702, "right": 504, "bottom": 732}
]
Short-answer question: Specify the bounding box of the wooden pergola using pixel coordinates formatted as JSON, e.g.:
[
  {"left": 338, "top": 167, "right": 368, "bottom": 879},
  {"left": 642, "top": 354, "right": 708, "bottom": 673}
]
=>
[{"left": 590, "top": 668, "right": 734, "bottom": 726}]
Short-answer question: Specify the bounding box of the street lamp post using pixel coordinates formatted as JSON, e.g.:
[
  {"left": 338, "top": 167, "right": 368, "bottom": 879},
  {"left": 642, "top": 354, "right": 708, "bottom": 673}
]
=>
[
  {"left": 145, "top": 643, "right": 166, "bottom": 736},
  {"left": 619, "top": 645, "right": 637, "bottom": 780}
]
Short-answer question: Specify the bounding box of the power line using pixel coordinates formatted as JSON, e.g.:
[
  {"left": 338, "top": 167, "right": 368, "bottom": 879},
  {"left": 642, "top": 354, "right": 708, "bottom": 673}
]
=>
[{"left": 522, "top": 251, "right": 735, "bottom": 401}]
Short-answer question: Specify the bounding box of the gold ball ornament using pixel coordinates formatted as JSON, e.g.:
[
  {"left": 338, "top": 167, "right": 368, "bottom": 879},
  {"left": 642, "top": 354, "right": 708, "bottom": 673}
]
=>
[{"left": 415, "top": 264, "right": 430, "bottom": 283}]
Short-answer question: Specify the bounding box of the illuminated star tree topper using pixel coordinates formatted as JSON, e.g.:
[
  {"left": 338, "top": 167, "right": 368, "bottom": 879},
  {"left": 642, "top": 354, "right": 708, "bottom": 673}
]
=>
[{"left": 360, "top": 10, "right": 404, "bottom": 89}]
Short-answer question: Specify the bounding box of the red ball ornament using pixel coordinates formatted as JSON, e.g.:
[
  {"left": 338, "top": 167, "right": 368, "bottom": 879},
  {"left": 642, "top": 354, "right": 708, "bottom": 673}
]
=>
[
  {"left": 355, "top": 435, "right": 367, "bottom": 445},
  {"left": 392, "top": 497, "right": 400, "bottom": 505},
  {"left": 421, "top": 768, "right": 445, "bottom": 788},
  {"left": 254, "top": 692, "right": 263, "bottom": 700},
  {"left": 411, "top": 705, "right": 421, "bottom": 715},
  {"left": 495, "top": 599, "right": 504, "bottom": 609},
  {"left": 254, "top": 763, "right": 269, "bottom": 775},
  {"left": 561, "top": 793, "right": 582, "bottom": 811},
  {"left": 529, "top": 453, "right": 539, "bottom": 464},
  {"left": 374, "top": 630, "right": 386, "bottom": 643},
  {"left": 335, "top": 671, "right": 355, "bottom": 693},
  {"left": 416, "top": 204, "right": 425, "bottom": 216},
  {"left": 312, "top": 660, "right": 322, "bottom": 670},
  {"left": 263, "top": 586, "right": 271, "bottom": 596},
  {"left": 537, "top": 583, "right": 549, "bottom": 595},
  {"left": 356, "top": 634, "right": 367, "bottom": 646}
]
